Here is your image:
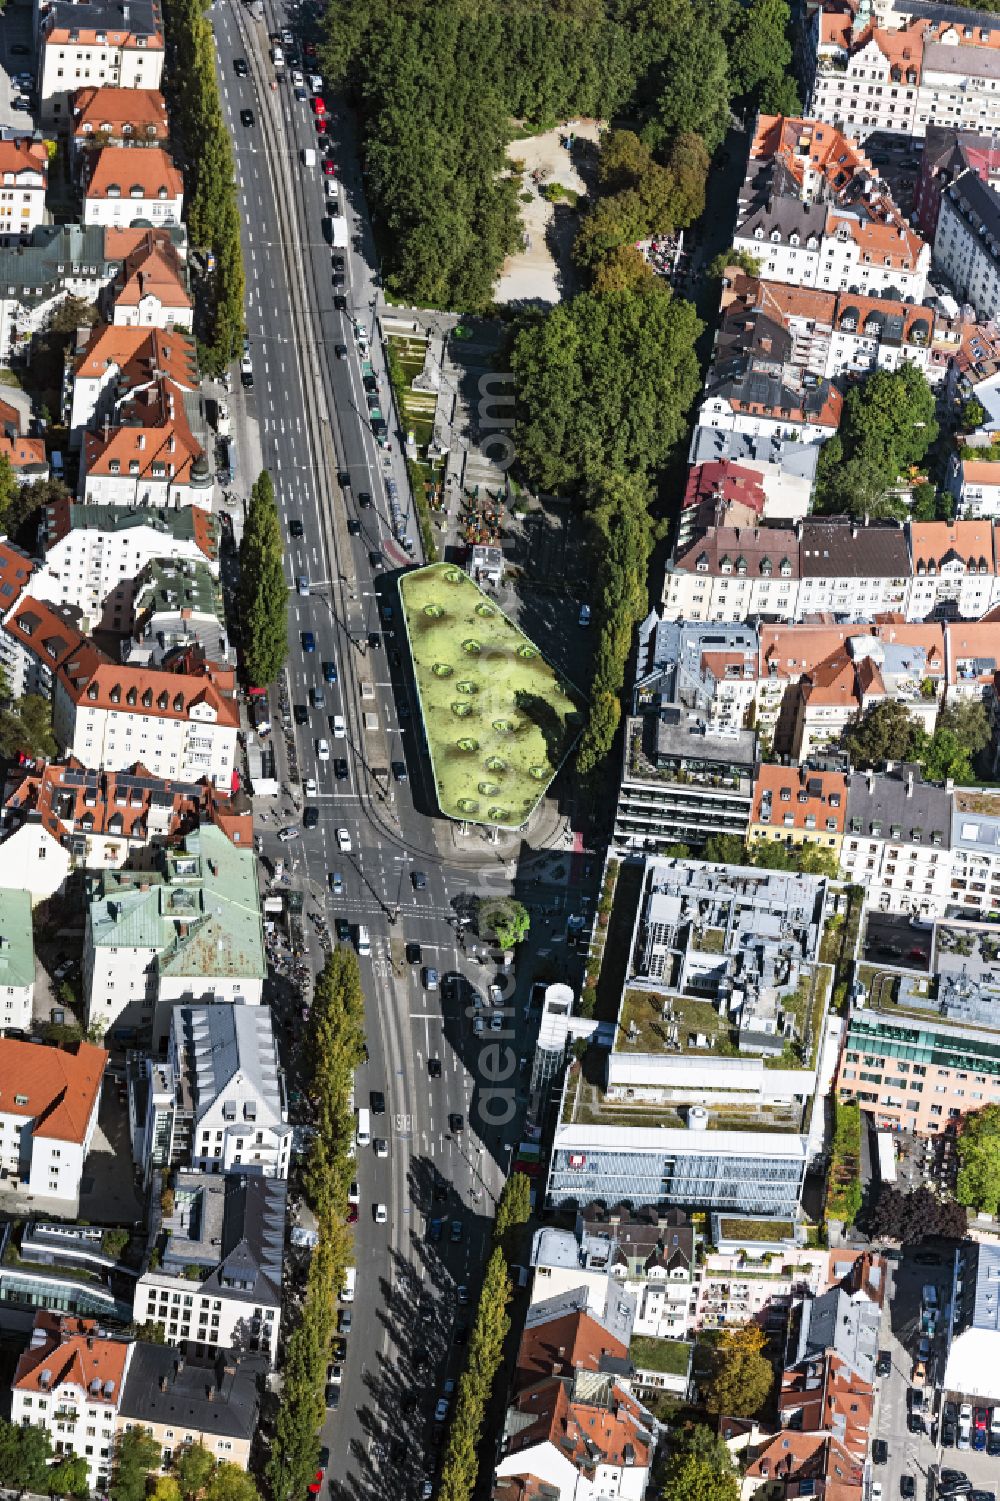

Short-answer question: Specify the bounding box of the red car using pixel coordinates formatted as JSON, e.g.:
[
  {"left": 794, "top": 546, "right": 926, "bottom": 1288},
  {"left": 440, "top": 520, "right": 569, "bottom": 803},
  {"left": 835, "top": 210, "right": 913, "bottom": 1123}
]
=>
[
  {"left": 306, "top": 1472, "right": 323, "bottom": 1496},
  {"left": 315, "top": 117, "right": 328, "bottom": 133},
  {"left": 304, "top": 40, "right": 317, "bottom": 56},
  {"left": 347, "top": 1204, "right": 358, "bottom": 1223},
  {"left": 311, "top": 95, "right": 326, "bottom": 115},
  {"left": 322, "top": 159, "right": 336, "bottom": 177}
]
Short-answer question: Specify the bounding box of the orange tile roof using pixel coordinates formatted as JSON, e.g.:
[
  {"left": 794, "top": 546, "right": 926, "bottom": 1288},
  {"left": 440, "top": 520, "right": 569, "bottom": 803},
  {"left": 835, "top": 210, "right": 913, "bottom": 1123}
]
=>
[
  {"left": 6, "top": 596, "right": 91, "bottom": 669},
  {"left": 945, "top": 621, "right": 1000, "bottom": 684},
  {"left": 44, "top": 12, "right": 164, "bottom": 49},
  {"left": 0, "top": 541, "right": 36, "bottom": 618},
  {"left": 0, "top": 435, "right": 46, "bottom": 475},
  {"left": 0, "top": 139, "right": 48, "bottom": 181},
  {"left": 515, "top": 1309, "right": 628, "bottom": 1392},
  {"left": 959, "top": 459, "right": 1000, "bottom": 487},
  {"left": 60, "top": 657, "right": 239, "bottom": 728},
  {"left": 746, "top": 1431, "right": 863, "bottom": 1501},
  {"left": 825, "top": 211, "right": 925, "bottom": 270},
  {"left": 103, "top": 225, "right": 178, "bottom": 260},
  {"left": 83, "top": 379, "right": 205, "bottom": 483},
  {"left": 750, "top": 116, "right": 873, "bottom": 194},
  {"left": 14, "top": 1312, "right": 127, "bottom": 1402},
  {"left": 85, "top": 145, "right": 182, "bottom": 203},
  {"left": 73, "top": 86, "right": 169, "bottom": 141},
  {"left": 505, "top": 1377, "right": 652, "bottom": 1471},
  {"left": 74, "top": 323, "right": 197, "bottom": 387},
  {"left": 112, "top": 231, "right": 190, "bottom": 312},
  {"left": 910, "top": 520, "right": 996, "bottom": 570},
  {"left": 0, "top": 1040, "right": 107, "bottom": 1142},
  {"left": 752, "top": 764, "right": 848, "bottom": 831},
  {"left": 779, "top": 1351, "right": 874, "bottom": 1461}
]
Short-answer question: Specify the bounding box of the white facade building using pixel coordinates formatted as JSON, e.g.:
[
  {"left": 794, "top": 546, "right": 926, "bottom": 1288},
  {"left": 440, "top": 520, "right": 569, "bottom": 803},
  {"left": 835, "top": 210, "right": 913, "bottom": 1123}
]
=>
[
  {"left": 0, "top": 1040, "right": 106, "bottom": 1213},
  {"left": 0, "top": 140, "right": 48, "bottom": 244},
  {"left": 39, "top": 0, "right": 165, "bottom": 124}
]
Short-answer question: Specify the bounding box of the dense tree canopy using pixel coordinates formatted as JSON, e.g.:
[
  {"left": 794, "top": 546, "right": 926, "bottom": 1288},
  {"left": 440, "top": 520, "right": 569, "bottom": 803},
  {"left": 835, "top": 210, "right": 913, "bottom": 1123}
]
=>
[
  {"left": 512, "top": 283, "right": 702, "bottom": 492},
  {"left": 957, "top": 1104, "right": 1000, "bottom": 1217},
  {"left": 703, "top": 1323, "right": 774, "bottom": 1417},
  {"left": 817, "top": 364, "right": 938, "bottom": 517},
  {"left": 237, "top": 470, "right": 287, "bottom": 688},
  {"left": 661, "top": 1426, "right": 741, "bottom": 1501},
  {"left": 866, "top": 1185, "right": 968, "bottom": 1244},
  {"left": 843, "top": 698, "right": 981, "bottom": 784}
]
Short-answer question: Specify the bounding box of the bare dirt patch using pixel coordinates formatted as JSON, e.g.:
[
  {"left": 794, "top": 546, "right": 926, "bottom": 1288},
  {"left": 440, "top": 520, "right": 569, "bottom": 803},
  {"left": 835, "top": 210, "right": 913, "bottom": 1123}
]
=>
[{"left": 495, "top": 120, "right": 603, "bottom": 308}]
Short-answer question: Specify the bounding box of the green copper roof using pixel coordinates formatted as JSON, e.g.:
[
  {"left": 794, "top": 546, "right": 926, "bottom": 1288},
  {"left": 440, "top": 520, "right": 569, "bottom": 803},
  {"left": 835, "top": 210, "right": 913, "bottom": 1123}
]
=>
[{"left": 0, "top": 889, "right": 35, "bottom": 989}]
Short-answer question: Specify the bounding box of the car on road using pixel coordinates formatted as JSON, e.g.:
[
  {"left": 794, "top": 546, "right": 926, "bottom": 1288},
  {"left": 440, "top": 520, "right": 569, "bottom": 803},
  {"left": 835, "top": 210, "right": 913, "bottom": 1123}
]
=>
[
  {"left": 457, "top": 1284, "right": 469, "bottom": 1305},
  {"left": 358, "top": 490, "right": 373, "bottom": 509},
  {"left": 278, "top": 826, "right": 299, "bottom": 843},
  {"left": 974, "top": 1409, "right": 989, "bottom": 1450},
  {"left": 309, "top": 73, "right": 323, "bottom": 90},
  {"left": 420, "top": 1483, "right": 433, "bottom": 1501},
  {"left": 332, "top": 1337, "right": 347, "bottom": 1361},
  {"left": 427, "top": 1056, "right": 441, "bottom": 1077},
  {"left": 315, "top": 117, "right": 328, "bottom": 134},
  {"left": 411, "top": 870, "right": 427, "bottom": 890},
  {"left": 473, "top": 1014, "right": 485, "bottom": 1035},
  {"left": 290, "top": 518, "right": 304, "bottom": 537},
  {"left": 407, "top": 942, "right": 422, "bottom": 964},
  {"left": 316, "top": 738, "right": 330, "bottom": 761},
  {"left": 294, "top": 704, "right": 309, "bottom": 725},
  {"left": 870, "top": 1486, "right": 882, "bottom": 1501},
  {"left": 450, "top": 1219, "right": 463, "bottom": 1243},
  {"left": 392, "top": 761, "right": 407, "bottom": 782},
  {"left": 490, "top": 1011, "right": 504, "bottom": 1032},
  {"left": 373, "top": 1137, "right": 388, "bottom": 1158},
  {"left": 371, "top": 1090, "right": 385, "bottom": 1114},
  {"left": 332, "top": 714, "right": 346, "bottom": 737},
  {"left": 434, "top": 1397, "right": 450, "bottom": 1422},
  {"left": 323, "top": 159, "right": 336, "bottom": 177},
  {"left": 324, "top": 1383, "right": 340, "bottom": 1409},
  {"left": 336, "top": 918, "right": 351, "bottom": 941},
  {"left": 11, "top": 98, "right": 32, "bottom": 112},
  {"left": 309, "top": 686, "right": 324, "bottom": 708},
  {"left": 332, "top": 253, "right": 345, "bottom": 271},
  {"left": 944, "top": 1422, "right": 958, "bottom": 1448},
  {"left": 334, "top": 758, "right": 349, "bottom": 780},
  {"left": 449, "top": 1113, "right": 464, "bottom": 1133},
  {"left": 303, "top": 806, "right": 319, "bottom": 829},
  {"left": 347, "top": 518, "right": 361, "bottom": 535},
  {"left": 311, "top": 94, "right": 326, "bottom": 113},
  {"left": 336, "top": 827, "right": 352, "bottom": 852},
  {"left": 334, "top": 294, "right": 347, "bottom": 310},
  {"left": 428, "top": 1218, "right": 442, "bottom": 1243},
  {"left": 578, "top": 602, "right": 591, "bottom": 626},
  {"left": 423, "top": 966, "right": 439, "bottom": 991},
  {"left": 240, "top": 108, "right": 255, "bottom": 126},
  {"left": 876, "top": 1350, "right": 891, "bottom": 1377},
  {"left": 348, "top": 1181, "right": 360, "bottom": 1205},
  {"left": 329, "top": 872, "right": 344, "bottom": 895},
  {"left": 901, "top": 1484, "right": 915, "bottom": 1501},
  {"left": 323, "top": 659, "right": 338, "bottom": 683},
  {"left": 872, "top": 1441, "right": 888, "bottom": 1465},
  {"left": 335, "top": 342, "right": 347, "bottom": 359},
  {"left": 297, "top": 574, "right": 310, "bottom": 595},
  {"left": 970, "top": 1493, "right": 996, "bottom": 1501},
  {"left": 302, "top": 631, "right": 316, "bottom": 652},
  {"left": 291, "top": 68, "right": 304, "bottom": 86},
  {"left": 337, "top": 1309, "right": 351, "bottom": 1335},
  {"left": 368, "top": 631, "right": 381, "bottom": 650},
  {"left": 234, "top": 56, "right": 248, "bottom": 74},
  {"left": 939, "top": 1473, "right": 972, "bottom": 1496},
  {"left": 374, "top": 1202, "right": 387, "bottom": 1224}
]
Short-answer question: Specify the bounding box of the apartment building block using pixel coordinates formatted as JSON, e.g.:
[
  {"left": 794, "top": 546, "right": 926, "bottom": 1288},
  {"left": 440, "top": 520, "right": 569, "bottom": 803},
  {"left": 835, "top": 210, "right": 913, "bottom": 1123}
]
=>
[
  {"left": 71, "top": 86, "right": 169, "bottom": 161},
  {"left": 0, "top": 888, "right": 36, "bottom": 1033},
  {"left": 83, "top": 145, "right": 183, "bottom": 228},
  {"left": 839, "top": 763, "right": 954, "bottom": 916},
  {"left": 80, "top": 378, "right": 212, "bottom": 509},
  {"left": 39, "top": 0, "right": 165, "bottom": 124},
  {"left": 0, "top": 1039, "right": 107, "bottom": 1213},
  {"left": 749, "top": 764, "right": 848, "bottom": 858},
  {"left": 934, "top": 172, "right": 1000, "bottom": 325},
  {"left": 0, "top": 139, "right": 49, "bottom": 245},
  {"left": 68, "top": 323, "right": 199, "bottom": 447}
]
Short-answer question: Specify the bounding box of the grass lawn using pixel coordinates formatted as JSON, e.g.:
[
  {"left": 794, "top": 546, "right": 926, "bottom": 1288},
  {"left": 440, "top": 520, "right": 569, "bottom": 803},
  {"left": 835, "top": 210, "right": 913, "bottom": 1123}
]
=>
[
  {"left": 718, "top": 1217, "right": 795, "bottom": 1243},
  {"left": 630, "top": 1336, "right": 692, "bottom": 1375},
  {"left": 399, "top": 563, "right": 584, "bottom": 827}
]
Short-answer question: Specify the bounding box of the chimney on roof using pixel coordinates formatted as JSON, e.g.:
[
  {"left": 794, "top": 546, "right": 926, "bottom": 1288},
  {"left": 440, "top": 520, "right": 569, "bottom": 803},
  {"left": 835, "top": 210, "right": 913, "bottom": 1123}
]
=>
[
  {"left": 906, "top": 770, "right": 914, "bottom": 797},
  {"left": 87, "top": 1336, "right": 93, "bottom": 1349}
]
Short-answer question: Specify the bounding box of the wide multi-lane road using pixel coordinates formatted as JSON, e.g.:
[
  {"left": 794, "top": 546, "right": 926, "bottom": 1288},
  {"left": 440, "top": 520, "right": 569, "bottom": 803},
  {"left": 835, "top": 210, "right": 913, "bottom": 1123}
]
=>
[{"left": 209, "top": 6, "right": 538, "bottom": 1496}]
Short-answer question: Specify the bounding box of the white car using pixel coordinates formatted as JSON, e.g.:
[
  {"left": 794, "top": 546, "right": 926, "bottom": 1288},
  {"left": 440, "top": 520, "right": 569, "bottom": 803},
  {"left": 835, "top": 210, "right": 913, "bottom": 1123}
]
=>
[
  {"left": 291, "top": 69, "right": 304, "bottom": 87},
  {"left": 870, "top": 1486, "right": 882, "bottom": 1501},
  {"left": 278, "top": 826, "right": 299, "bottom": 842},
  {"left": 332, "top": 714, "right": 346, "bottom": 738},
  {"left": 373, "top": 1202, "right": 387, "bottom": 1225},
  {"left": 374, "top": 1138, "right": 388, "bottom": 1158},
  {"left": 304, "top": 777, "right": 317, "bottom": 796},
  {"left": 336, "top": 828, "right": 352, "bottom": 853},
  {"left": 490, "top": 1011, "right": 504, "bottom": 1032},
  {"left": 348, "top": 1181, "right": 360, "bottom": 1205},
  {"left": 309, "top": 73, "right": 323, "bottom": 91},
  {"left": 316, "top": 738, "right": 330, "bottom": 761},
  {"left": 488, "top": 983, "right": 503, "bottom": 1005},
  {"left": 240, "top": 350, "right": 252, "bottom": 375}
]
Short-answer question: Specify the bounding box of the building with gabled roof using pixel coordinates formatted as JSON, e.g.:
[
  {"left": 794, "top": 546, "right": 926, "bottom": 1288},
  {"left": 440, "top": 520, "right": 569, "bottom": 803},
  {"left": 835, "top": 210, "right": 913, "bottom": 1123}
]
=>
[
  {"left": 132, "top": 1170, "right": 286, "bottom": 1366},
  {"left": 0, "top": 1039, "right": 107, "bottom": 1212},
  {"left": 0, "top": 756, "right": 251, "bottom": 903},
  {"left": 743, "top": 1430, "right": 863, "bottom": 1501},
  {"left": 129, "top": 556, "right": 229, "bottom": 666},
  {"left": 750, "top": 764, "right": 848, "bottom": 855},
  {"left": 52, "top": 650, "right": 238, "bottom": 790},
  {"left": 105, "top": 228, "right": 192, "bottom": 330},
  {"left": 0, "top": 139, "right": 49, "bottom": 246},
  {"left": 907, "top": 520, "right": 1000, "bottom": 620},
  {"left": 839, "top": 762, "right": 953, "bottom": 917},
  {"left": 0, "top": 888, "right": 35, "bottom": 1032},
  {"left": 12, "top": 1312, "right": 130, "bottom": 1491},
  {"left": 0, "top": 395, "right": 48, "bottom": 486},
  {"left": 778, "top": 1350, "right": 874, "bottom": 1461},
  {"left": 80, "top": 375, "right": 212, "bottom": 509},
  {"left": 688, "top": 427, "right": 819, "bottom": 520},
  {"left": 40, "top": 0, "right": 165, "bottom": 124},
  {"left": 84, "top": 822, "right": 264, "bottom": 1039},
  {"left": 134, "top": 1004, "right": 291, "bottom": 1189},
  {"left": 83, "top": 144, "right": 182, "bottom": 229},
  {"left": 72, "top": 86, "right": 169, "bottom": 160},
  {"left": 69, "top": 322, "right": 198, "bottom": 445},
  {"left": 117, "top": 1344, "right": 265, "bottom": 1473}
]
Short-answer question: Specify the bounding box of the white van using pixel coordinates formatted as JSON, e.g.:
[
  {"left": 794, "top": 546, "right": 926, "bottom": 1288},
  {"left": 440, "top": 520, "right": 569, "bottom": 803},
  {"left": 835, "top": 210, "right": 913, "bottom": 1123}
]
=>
[
  {"left": 300, "top": 147, "right": 316, "bottom": 167},
  {"left": 357, "top": 925, "right": 371, "bottom": 956},
  {"left": 356, "top": 1107, "right": 371, "bottom": 1147},
  {"left": 341, "top": 1266, "right": 356, "bottom": 1303}
]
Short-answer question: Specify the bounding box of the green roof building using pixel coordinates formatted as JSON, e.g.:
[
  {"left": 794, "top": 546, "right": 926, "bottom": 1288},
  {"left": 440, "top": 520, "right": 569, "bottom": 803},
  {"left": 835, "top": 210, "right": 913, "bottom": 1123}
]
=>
[{"left": 0, "top": 888, "right": 35, "bottom": 1033}]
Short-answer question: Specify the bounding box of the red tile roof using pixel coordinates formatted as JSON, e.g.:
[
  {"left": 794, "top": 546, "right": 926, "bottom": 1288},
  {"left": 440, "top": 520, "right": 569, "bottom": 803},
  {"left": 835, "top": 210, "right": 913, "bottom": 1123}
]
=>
[
  {"left": 752, "top": 764, "right": 847, "bottom": 832},
  {"left": 515, "top": 1308, "right": 628, "bottom": 1391},
  {"left": 683, "top": 462, "right": 767, "bottom": 516},
  {"left": 85, "top": 145, "right": 182, "bottom": 203},
  {"left": 0, "top": 139, "right": 48, "bottom": 182},
  {"left": 0, "top": 1041, "right": 107, "bottom": 1142},
  {"left": 74, "top": 323, "right": 197, "bottom": 387},
  {"left": 60, "top": 656, "right": 238, "bottom": 728},
  {"left": 73, "top": 86, "right": 169, "bottom": 143},
  {"left": 14, "top": 1312, "right": 127, "bottom": 1403}
]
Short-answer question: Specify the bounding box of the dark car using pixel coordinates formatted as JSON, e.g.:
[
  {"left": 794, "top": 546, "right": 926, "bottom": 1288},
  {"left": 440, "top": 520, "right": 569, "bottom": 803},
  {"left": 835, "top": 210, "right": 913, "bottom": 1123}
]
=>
[
  {"left": 335, "top": 918, "right": 351, "bottom": 941},
  {"left": 901, "top": 1480, "right": 915, "bottom": 1500},
  {"left": 290, "top": 518, "right": 304, "bottom": 538},
  {"left": 11, "top": 98, "right": 32, "bottom": 112},
  {"left": 872, "top": 1441, "right": 888, "bottom": 1465},
  {"left": 332, "top": 271, "right": 345, "bottom": 287},
  {"left": 309, "top": 686, "right": 324, "bottom": 708},
  {"left": 294, "top": 704, "right": 309, "bottom": 725},
  {"left": 454, "top": 1324, "right": 468, "bottom": 1347},
  {"left": 321, "top": 660, "right": 338, "bottom": 684},
  {"left": 369, "top": 549, "right": 383, "bottom": 570},
  {"left": 337, "top": 1309, "right": 351, "bottom": 1335},
  {"left": 363, "top": 373, "right": 378, "bottom": 393},
  {"left": 337, "top": 469, "right": 351, "bottom": 488},
  {"left": 303, "top": 806, "right": 319, "bottom": 829},
  {"left": 368, "top": 631, "right": 381, "bottom": 650},
  {"left": 241, "top": 369, "right": 253, "bottom": 389},
  {"left": 433, "top": 1177, "right": 447, "bottom": 1203},
  {"left": 371, "top": 1090, "right": 385, "bottom": 1115},
  {"left": 989, "top": 1431, "right": 1000, "bottom": 1456},
  {"left": 944, "top": 1423, "right": 958, "bottom": 1449},
  {"left": 325, "top": 1384, "right": 340, "bottom": 1408},
  {"left": 302, "top": 631, "right": 316, "bottom": 652},
  {"left": 332, "top": 253, "right": 345, "bottom": 270},
  {"left": 347, "top": 518, "right": 361, "bottom": 535},
  {"left": 876, "top": 1350, "right": 892, "bottom": 1377},
  {"left": 939, "top": 1472, "right": 971, "bottom": 1496},
  {"left": 449, "top": 1113, "right": 464, "bottom": 1134},
  {"left": 382, "top": 603, "right": 395, "bottom": 623},
  {"left": 908, "top": 1411, "right": 924, "bottom": 1434},
  {"left": 428, "top": 1057, "right": 441, "bottom": 1078},
  {"left": 450, "top": 1219, "right": 463, "bottom": 1243},
  {"left": 359, "top": 490, "right": 373, "bottom": 508},
  {"left": 240, "top": 108, "right": 255, "bottom": 126},
  {"left": 411, "top": 870, "right": 427, "bottom": 890},
  {"left": 335, "top": 342, "right": 347, "bottom": 360},
  {"left": 334, "top": 758, "right": 349, "bottom": 781},
  {"left": 428, "top": 1218, "right": 443, "bottom": 1243},
  {"left": 392, "top": 761, "right": 407, "bottom": 782},
  {"left": 234, "top": 55, "right": 249, "bottom": 74},
  {"left": 406, "top": 942, "right": 422, "bottom": 964},
  {"left": 334, "top": 294, "right": 347, "bottom": 310}
]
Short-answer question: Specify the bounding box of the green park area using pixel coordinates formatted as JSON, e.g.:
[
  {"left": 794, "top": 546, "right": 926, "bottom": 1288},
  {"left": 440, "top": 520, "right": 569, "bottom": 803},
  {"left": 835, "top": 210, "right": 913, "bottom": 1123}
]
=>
[{"left": 398, "top": 563, "right": 584, "bottom": 827}]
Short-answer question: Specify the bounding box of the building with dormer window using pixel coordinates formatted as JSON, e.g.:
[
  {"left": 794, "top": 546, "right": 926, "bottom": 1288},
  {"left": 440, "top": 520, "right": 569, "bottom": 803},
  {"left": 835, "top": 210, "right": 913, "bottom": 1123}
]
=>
[{"left": 83, "top": 145, "right": 182, "bottom": 228}]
